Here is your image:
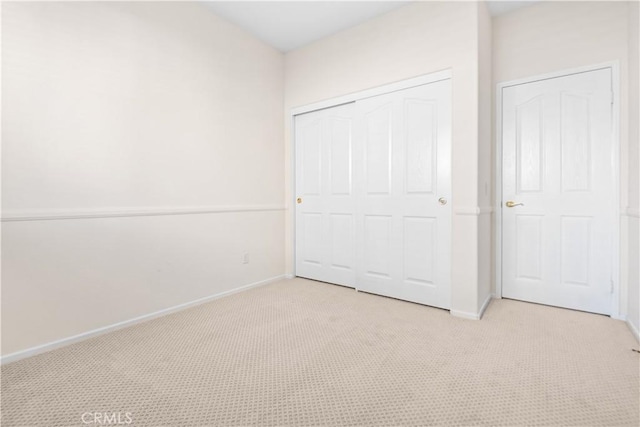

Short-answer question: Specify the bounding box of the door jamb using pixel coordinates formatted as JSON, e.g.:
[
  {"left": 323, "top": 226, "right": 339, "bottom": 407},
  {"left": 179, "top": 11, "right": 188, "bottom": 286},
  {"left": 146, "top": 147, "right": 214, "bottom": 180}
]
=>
[
  {"left": 290, "top": 69, "right": 453, "bottom": 278},
  {"left": 494, "top": 61, "right": 621, "bottom": 318}
]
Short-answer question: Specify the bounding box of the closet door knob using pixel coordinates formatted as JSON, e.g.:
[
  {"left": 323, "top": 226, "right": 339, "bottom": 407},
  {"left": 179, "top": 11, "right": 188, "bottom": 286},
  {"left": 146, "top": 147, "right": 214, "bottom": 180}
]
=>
[{"left": 438, "top": 197, "right": 447, "bottom": 205}]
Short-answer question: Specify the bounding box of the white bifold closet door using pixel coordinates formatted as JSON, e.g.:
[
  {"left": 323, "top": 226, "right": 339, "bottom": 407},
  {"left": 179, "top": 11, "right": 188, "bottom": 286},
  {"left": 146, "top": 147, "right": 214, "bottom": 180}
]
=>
[{"left": 295, "top": 79, "right": 451, "bottom": 309}]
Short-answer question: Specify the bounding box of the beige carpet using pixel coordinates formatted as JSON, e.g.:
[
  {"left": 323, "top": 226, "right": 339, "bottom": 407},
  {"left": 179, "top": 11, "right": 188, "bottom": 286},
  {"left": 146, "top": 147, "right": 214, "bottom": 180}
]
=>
[{"left": 1, "top": 278, "right": 639, "bottom": 426}]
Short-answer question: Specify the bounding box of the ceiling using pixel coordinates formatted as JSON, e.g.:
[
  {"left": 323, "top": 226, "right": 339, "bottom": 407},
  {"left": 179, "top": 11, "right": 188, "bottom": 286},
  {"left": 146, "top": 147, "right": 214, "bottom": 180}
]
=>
[
  {"left": 202, "top": 2, "right": 410, "bottom": 52},
  {"left": 487, "top": 1, "right": 540, "bottom": 16},
  {"left": 202, "top": 1, "right": 539, "bottom": 53}
]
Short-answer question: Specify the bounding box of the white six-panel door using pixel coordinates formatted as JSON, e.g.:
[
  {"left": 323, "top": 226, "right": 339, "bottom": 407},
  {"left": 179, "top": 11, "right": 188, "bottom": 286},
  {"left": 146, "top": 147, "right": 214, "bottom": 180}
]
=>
[
  {"left": 295, "top": 79, "right": 451, "bottom": 309},
  {"left": 501, "top": 68, "right": 614, "bottom": 314},
  {"left": 295, "top": 103, "right": 356, "bottom": 287}
]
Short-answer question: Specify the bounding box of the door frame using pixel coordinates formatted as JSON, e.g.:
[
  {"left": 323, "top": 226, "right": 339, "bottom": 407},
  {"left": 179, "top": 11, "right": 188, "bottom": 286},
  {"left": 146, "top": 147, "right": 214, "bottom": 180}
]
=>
[
  {"left": 289, "top": 69, "right": 452, "bottom": 278},
  {"left": 494, "top": 61, "right": 621, "bottom": 318}
]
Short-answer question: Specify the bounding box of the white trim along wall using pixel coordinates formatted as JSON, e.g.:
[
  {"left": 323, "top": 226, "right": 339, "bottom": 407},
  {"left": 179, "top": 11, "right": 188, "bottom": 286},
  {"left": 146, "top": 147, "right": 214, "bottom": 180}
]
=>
[
  {"left": 1, "top": 206, "right": 286, "bottom": 222},
  {"left": 290, "top": 70, "right": 452, "bottom": 116}
]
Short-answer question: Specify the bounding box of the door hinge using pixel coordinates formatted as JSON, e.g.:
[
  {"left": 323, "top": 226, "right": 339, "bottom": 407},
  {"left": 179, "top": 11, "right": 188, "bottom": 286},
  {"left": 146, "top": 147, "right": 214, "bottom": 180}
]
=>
[
  {"left": 610, "top": 280, "right": 614, "bottom": 293},
  {"left": 610, "top": 92, "right": 614, "bottom": 106}
]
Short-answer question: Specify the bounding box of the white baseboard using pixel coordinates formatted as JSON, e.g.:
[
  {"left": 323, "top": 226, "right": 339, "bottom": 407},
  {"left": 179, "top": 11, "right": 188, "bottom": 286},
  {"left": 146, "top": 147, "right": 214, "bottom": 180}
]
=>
[
  {"left": 478, "top": 294, "right": 493, "bottom": 319},
  {"left": 450, "top": 309, "right": 479, "bottom": 320},
  {"left": 284, "top": 274, "right": 294, "bottom": 279},
  {"left": 627, "top": 319, "right": 640, "bottom": 342},
  {"left": 610, "top": 313, "right": 627, "bottom": 321},
  {"left": 1, "top": 274, "right": 286, "bottom": 365},
  {"left": 450, "top": 294, "right": 493, "bottom": 320}
]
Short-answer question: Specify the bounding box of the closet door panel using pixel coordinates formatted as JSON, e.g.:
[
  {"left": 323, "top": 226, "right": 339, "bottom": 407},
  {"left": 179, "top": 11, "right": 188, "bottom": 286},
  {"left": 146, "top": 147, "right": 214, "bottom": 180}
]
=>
[{"left": 354, "top": 80, "right": 451, "bottom": 308}]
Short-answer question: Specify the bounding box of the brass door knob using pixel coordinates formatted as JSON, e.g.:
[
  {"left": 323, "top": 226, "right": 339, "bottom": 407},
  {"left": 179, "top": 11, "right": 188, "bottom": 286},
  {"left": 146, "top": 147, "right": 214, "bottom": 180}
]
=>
[
  {"left": 296, "top": 197, "right": 302, "bottom": 204},
  {"left": 505, "top": 201, "right": 524, "bottom": 208}
]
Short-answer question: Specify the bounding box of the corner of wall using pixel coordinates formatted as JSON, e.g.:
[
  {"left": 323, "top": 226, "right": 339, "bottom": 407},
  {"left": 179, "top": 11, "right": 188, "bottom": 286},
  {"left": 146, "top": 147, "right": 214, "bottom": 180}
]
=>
[
  {"left": 477, "top": 0, "right": 493, "bottom": 313},
  {"left": 626, "top": 0, "right": 639, "bottom": 337}
]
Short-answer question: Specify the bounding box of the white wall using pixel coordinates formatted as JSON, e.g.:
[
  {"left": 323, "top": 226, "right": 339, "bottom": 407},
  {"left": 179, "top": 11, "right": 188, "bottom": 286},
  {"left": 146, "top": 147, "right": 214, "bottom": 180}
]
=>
[
  {"left": 492, "top": 1, "right": 633, "bottom": 319},
  {"left": 285, "top": 1, "right": 486, "bottom": 317},
  {"left": 627, "top": 1, "right": 639, "bottom": 337},
  {"left": 493, "top": 2, "right": 629, "bottom": 85},
  {"left": 1, "top": 2, "right": 285, "bottom": 357}
]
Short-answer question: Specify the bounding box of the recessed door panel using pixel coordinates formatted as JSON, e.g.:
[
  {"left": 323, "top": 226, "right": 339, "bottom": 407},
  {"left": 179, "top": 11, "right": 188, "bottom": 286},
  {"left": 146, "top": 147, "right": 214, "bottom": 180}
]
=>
[
  {"left": 364, "top": 215, "right": 391, "bottom": 278},
  {"left": 405, "top": 100, "right": 436, "bottom": 194},
  {"left": 404, "top": 217, "right": 436, "bottom": 286},
  {"left": 515, "top": 215, "right": 543, "bottom": 280},
  {"left": 330, "top": 214, "right": 353, "bottom": 270},
  {"left": 561, "top": 216, "right": 591, "bottom": 286},
  {"left": 300, "top": 121, "right": 322, "bottom": 196},
  {"left": 302, "top": 213, "right": 322, "bottom": 265},
  {"left": 561, "top": 93, "right": 591, "bottom": 192},
  {"left": 365, "top": 104, "right": 392, "bottom": 195},
  {"left": 330, "top": 118, "right": 352, "bottom": 196},
  {"left": 516, "top": 96, "right": 543, "bottom": 193}
]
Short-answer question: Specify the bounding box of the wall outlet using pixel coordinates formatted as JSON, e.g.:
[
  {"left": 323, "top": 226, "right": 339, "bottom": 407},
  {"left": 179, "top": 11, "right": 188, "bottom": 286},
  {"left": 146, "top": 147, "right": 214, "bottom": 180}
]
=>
[{"left": 242, "top": 252, "right": 250, "bottom": 264}]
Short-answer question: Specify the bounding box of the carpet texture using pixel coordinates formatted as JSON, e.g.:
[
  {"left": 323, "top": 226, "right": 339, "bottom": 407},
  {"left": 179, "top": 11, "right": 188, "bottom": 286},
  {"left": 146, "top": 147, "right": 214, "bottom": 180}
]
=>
[{"left": 1, "top": 278, "right": 639, "bottom": 426}]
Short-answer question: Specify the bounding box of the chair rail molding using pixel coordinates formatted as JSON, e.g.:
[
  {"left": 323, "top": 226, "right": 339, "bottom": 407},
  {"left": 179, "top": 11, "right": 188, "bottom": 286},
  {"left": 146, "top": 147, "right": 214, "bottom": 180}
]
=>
[
  {"left": 1, "top": 205, "right": 287, "bottom": 222},
  {"left": 454, "top": 206, "right": 494, "bottom": 216}
]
